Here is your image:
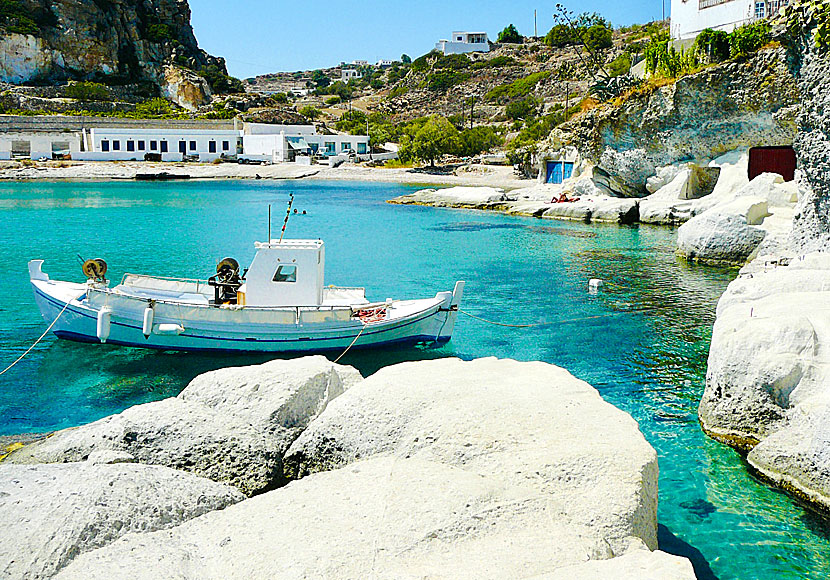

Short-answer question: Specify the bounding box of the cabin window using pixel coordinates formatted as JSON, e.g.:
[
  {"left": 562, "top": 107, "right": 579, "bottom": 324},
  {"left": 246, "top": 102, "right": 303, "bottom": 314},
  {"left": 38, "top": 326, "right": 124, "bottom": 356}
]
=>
[
  {"left": 273, "top": 265, "right": 297, "bottom": 283},
  {"left": 101, "top": 140, "right": 109, "bottom": 152}
]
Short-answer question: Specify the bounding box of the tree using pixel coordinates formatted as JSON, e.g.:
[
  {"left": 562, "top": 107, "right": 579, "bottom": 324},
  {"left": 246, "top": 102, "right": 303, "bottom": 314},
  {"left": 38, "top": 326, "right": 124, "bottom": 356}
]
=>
[
  {"left": 400, "top": 116, "right": 461, "bottom": 167},
  {"left": 505, "top": 97, "right": 539, "bottom": 120},
  {"left": 401, "top": 54, "right": 412, "bottom": 64},
  {"left": 584, "top": 24, "right": 613, "bottom": 52},
  {"left": 545, "top": 24, "right": 575, "bottom": 48},
  {"left": 497, "top": 24, "right": 523, "bottom": 44},
  {"left": 299, "top": 105, "right": 321, "bottom": 121},
  {"left": 311, "top": 69, "right": 331, "bottom": 88}
]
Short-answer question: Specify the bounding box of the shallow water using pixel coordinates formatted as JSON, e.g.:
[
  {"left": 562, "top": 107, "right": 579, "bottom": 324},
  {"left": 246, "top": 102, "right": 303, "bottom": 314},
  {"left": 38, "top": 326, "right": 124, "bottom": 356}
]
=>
[{"left": 0, "top": 179, "right": 827, "bottom": 579}]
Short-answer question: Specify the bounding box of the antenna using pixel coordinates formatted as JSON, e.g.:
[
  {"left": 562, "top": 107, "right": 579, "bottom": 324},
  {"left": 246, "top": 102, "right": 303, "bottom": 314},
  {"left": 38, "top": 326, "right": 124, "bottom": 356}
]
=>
[
  {"left": 279, "top": 193, "right": 294, "bottom": 243},
  {"left": 268, "top": 204, "right": 272, "bottom": 242}
]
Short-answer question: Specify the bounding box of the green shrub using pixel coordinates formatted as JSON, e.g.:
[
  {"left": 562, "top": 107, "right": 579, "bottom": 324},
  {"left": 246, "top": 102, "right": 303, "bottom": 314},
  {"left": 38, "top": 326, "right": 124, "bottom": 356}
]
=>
[
  {"left": 434, "top": 53, "right": 471, "bottom": 70},
  {"left": 388, "top": 85, "right": 409, "bottom": 98},
  {"left": 427, "top": 70, "right": 469, "bottom": 92},
  {"left": 199, "top": 64, "right": 244, "bottom": 94},
  {"left": 459, "top": 126, "right": 503, "bottom": 157},
  {"left": 0, "top": 0, "right": 38, "bottom": 35},
  {"left": 471, "top": 56, "right": 517, "bottom": 69},
  {"left": 694, "top": 28, "right": 730, "bottom": 62},
  {"left": 545, "top": 24, "right": 576, "bottom": 48},
  {"left": 65, "top": 81, "right": 110, "bottom": 102},
  {"left": 608, "top": 52, "right": 632, "bottom": 77},
  {"left": 134, "top": 97, "right": 180, "bottom": 118},
  {"left": 729, "top": 21, "right": 771, "bottom": 59},
  {"left": 324, "top": 95, "right": 341, "bottom": 105},
  {"left": 399, "top": 116, "right": 461, "bottom": 166},
  {"left": 485, "top": 71, "right": 550, "bottom": 103},
  {"left": 299, "top": 105, "right": 321, "bottom": 120},
  {"left": 271, "top": 92, "right": 289, "bottom": 104},
  {"left": 584, "top": 23, "right": 613, "bottom": 52},
  {"left": 146, "top": 23, "right": 172, "bottom": 43},
  {"left": 497, "top": 24, "right": 523, "bottom": 44},
  {"left": 505, "top": 97, "right": 539, "bottom": 120}
]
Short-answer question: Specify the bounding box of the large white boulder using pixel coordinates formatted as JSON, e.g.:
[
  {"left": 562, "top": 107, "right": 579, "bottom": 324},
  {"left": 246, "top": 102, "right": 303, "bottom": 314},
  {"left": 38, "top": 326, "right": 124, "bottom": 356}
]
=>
[
  {"left": 533, "top": 548, "right": 696, "bottom": 579},
  {"left": 676, "top": 197, "right": 769, "bottom": 265},
  {"left": 5, "top": 357, "right": 361, "bottom": 495},
  {"left": 285, "top": 357, "right": 659, "bottom": 554},
  {"left": 389, "top": 186, "right": 509, "bottom": 207},
  {"left": 542, "top": 196, "right": 639, "bottom": 224},
  {"left": 700, "top": 253, "right": 830, "bottom": 511},
  {"left": 0, "top": 461, "right": 243, "bottom": 580}
]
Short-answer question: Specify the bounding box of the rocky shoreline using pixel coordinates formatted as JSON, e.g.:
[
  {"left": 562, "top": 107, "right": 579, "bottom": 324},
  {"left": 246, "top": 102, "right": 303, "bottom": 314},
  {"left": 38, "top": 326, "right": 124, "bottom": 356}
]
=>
[{"left": 0, "top": 356, "right": 696, "bottom": 579}]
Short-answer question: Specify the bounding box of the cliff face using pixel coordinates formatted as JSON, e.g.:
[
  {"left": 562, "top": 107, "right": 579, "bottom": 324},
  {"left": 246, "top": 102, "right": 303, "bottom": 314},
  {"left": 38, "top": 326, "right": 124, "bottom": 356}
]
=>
[
  {"left": 553, "top": 48, "right": 800, "bottom": 196},
  {"left": 0, "top": 0, "right": 226, "bottom": 89}
]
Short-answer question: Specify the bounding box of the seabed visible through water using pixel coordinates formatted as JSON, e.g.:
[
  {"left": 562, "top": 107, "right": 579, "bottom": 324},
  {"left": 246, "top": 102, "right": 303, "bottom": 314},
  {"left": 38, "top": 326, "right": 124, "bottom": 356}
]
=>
[{"left": 0, "top": 179, "right": 828, "bottom": 579}]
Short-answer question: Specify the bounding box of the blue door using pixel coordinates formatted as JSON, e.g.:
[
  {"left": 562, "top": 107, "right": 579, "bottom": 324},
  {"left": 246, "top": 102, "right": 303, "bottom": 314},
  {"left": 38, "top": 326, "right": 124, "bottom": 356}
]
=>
[
  {"left": 563, "top": 162, "right": 574, "bottom": 180},
  {"left": 546, "top": 162, "right": 563, "bottom": 184}
]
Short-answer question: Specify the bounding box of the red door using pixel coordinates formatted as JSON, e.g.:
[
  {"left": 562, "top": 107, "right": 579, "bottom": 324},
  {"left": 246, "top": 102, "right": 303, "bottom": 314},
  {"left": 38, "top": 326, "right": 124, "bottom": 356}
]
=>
[{"left": 748, "top": 146, "right": 796, "bottom": 182}]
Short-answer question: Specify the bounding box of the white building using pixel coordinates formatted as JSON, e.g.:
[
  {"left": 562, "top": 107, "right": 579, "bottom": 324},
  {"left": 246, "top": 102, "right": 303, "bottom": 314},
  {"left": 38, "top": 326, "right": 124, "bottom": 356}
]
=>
[
  {"left": 0, "top": 131, "right": 82, "bottom": 160},
  {"left": 78, "top": 128, "right": 242, "bottom": 162},
  {"left": 376, "top": 59, "right": 394, "bottom": 68},
  {"left": 242, "top": 124, "right": 370, "bottom": 163},
  {"left": 341, "top": 68, "right": 363, "bottom": 82},
  {"left": 435, "top": 32, "right": 490, "bottom": 55},
  {"left": 671, "top": 0, "right": 789, "bottom": 40}
]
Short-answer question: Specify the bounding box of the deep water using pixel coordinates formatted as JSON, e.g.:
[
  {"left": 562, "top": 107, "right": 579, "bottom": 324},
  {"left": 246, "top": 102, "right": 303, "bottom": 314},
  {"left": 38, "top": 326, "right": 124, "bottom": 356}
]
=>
[{"left": 0, "top": 179, "right": 828, "bottom": 579}]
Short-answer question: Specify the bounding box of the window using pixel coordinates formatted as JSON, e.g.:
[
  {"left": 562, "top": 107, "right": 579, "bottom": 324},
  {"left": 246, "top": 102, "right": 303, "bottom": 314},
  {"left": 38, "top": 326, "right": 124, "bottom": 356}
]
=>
[
  {"left": 150, "top": 140, "right": 158, "bottom": 151},
  {"left": 209, "top": 141, "right": 217, "bottom": 153},
  {"left": 273, "top": 265, "right": 297, "bottom": 283},
  {"left": 222, "top": 140, "right": 230, "bottom": 151},
  {"left": 127, "top": 141, "right": 135, "bottom": 152},
  {"left": 101, "top": 140, "right": 109, "bottom": 152},
  {"left": 325, "top": 141, "right": 335, "bottom": 154},
  {"left": 160, "top": 141, "right": 168, "bottom": 153},
  {"left": 138, "top": 140, "right": 145, "bottom": 151},
  {"left": 189, "top": 141, "right": 196, "bottom": 151},
  {"left": 112, "top": 140, "right": 120, "bottom": 151},
  {"left": 357, "top": 142, "right": 367, "bottom": 154},
  {"left": 178, "top": 141, "right": 186, "bottom": 154},
  {"left": 342, "top": 142, "right": 351, "bottom": 151},
  {"left": 755, "top": 1, "right": 766, "bottom": 18}
]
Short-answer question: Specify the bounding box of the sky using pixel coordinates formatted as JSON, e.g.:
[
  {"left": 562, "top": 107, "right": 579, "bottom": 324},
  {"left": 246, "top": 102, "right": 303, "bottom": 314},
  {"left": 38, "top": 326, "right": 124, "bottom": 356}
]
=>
[{"left": 188, "top": 0, "right": 671, "bottom": 79}]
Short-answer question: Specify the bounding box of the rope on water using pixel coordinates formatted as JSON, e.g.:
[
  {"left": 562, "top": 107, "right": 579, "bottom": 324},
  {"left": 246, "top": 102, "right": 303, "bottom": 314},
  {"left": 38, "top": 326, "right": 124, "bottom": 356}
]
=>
[
  {"left": 0, "top": 300, "right": 71, "bottom": 377},
  {"left": 333, "top": 323, "right": 367, "bottom": 364}
]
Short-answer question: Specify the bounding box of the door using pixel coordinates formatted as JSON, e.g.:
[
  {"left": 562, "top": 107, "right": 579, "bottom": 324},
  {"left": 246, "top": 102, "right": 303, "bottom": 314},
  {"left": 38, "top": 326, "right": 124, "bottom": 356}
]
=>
[
  {"left": 178, "top": 141, "right": 187, "bottom": 154},
  {"left": 748, "top": 146, "right": 796, "bottom": 182},
  {"left": 563, "top": 162, "right": 574, "bottom": 181},
  {"left": 546, "top": 162, "right": 563, "bottom": 184}
]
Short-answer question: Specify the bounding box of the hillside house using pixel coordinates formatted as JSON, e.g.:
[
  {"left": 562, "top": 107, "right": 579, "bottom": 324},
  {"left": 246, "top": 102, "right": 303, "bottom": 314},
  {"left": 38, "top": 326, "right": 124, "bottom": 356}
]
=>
[
  {"left": 671, "top": 0, "right": 789, "bottom": 40},
  {"left": 435, "top": 32, "right": 490, "bottom": 55}
]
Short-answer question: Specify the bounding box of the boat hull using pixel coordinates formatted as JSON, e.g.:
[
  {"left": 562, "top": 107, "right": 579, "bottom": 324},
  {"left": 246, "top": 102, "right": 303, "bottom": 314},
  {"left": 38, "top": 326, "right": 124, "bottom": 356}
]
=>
[{"left": 30, "top": 277, "right": 463, "bottom": 354}]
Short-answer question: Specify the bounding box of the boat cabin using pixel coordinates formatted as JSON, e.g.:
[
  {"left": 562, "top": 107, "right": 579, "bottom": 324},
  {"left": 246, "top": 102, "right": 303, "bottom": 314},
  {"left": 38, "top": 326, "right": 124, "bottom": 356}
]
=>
[{"left": 242, "top": 240, "right": 325, "bottom": 307}]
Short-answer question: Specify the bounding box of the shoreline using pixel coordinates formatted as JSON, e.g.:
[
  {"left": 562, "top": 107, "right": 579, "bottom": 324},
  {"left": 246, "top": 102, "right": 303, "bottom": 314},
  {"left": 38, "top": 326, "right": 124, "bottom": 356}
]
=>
[{"left": 0, "top": 160, "right": 531, "bottom": 190}]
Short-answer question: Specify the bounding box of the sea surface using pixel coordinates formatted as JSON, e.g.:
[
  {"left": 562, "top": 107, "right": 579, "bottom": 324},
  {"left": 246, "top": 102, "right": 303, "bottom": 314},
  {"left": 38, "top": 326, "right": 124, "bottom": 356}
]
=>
[{"left": 0, "top": 179, "right": 827, "bottom": 579}]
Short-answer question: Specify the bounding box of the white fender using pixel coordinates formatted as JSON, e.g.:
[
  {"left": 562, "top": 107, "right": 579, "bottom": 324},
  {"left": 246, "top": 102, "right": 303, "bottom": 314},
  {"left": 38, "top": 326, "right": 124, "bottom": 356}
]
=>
[
  {"left": 142, "top": 305, "right": 155, "bottom": 338},
  {"left": 96, "top": 308, "right": 112, "bottom": 343},
  {"left": 156, "top": 323, "right": 184, "bottom": 336}
]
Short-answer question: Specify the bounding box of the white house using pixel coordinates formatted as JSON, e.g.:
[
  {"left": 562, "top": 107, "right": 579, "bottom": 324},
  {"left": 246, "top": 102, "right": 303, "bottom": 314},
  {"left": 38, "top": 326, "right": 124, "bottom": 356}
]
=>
[
  {"left": 341, "top": 68, "right": 363, "bottom": 82},
  {"left": 79, "top": 128, "right": 242, "bottom": 162},
  {"left": 0, "top": 131, "right": 82, "bottom": 160},
  {"left": 671, "top": 0, "right": 789, "bottom": 40},
  {"left": 376, "top": 59, "right": 394, "bottom": 68},
  {"left": 242, "top": 125, "right": 370, "bottom": 163},
  {"left": 435, "top": 32, "right": 490, "bottom": 55}
]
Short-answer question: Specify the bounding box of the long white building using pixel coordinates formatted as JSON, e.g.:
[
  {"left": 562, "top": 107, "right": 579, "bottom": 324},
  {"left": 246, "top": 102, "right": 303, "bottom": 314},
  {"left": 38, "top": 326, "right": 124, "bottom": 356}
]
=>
[
  {"left": 435, "top": 32, "right": 490, "bottom": 55},
  {"left": 79, "top": 128, "right": 242, "bottom": 162},
  {"left": 671, "top": 0, "right": 789, "bottom": 40},
  {"left": 242, "top": 124, "right": 370, "bottom": 163},
  {"left": 0, "top": 131, "right": 81, "bottom": 160}
]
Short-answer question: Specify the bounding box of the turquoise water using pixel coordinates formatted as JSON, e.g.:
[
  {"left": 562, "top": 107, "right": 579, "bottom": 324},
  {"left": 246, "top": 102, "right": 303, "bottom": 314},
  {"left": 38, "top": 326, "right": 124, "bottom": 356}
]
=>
[{"left": 0, "top": 179, "right": 828, "bottom": 578}]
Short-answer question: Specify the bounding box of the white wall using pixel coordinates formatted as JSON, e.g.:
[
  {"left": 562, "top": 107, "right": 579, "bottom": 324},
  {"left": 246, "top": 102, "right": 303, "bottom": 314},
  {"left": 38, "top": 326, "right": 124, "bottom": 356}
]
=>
[
  {"left": 245, "top": 123, "right": 316, "bottom": 136},
  {"left": 0, "top": 132, "right": 82, "bottom": 160},
  {"left": 671, "top": 0, "right": 754, "bottom": 39},
  {"left": 436, "top": 40, "right": 490, "bottom": 55},
  {"left": 89, "top": 128, "right": 240, "bottom": 160}
]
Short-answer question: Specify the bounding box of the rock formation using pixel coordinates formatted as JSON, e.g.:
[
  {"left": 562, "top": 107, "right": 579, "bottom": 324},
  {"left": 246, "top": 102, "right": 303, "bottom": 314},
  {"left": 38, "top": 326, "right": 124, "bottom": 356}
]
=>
[
  {"left": 0, "top": 0, "right": 231, "bottom": 96},
  {"left": 4, "top": 356, "right": 361, "bottom": 495},
  {"left": 700, "top": 253, "right": 830, "bottom": 511},
  {"left": 0, "top": 459, "right": 243, "bottom": 579}
]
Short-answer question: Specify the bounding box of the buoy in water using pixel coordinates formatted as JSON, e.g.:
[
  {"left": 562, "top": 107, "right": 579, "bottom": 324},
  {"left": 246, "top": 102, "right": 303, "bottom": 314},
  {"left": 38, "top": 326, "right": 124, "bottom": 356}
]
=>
[
  {"left": 588, "top": 279, "right": 604, "bottom": 294},
  {"left": 96, "top": 308, "right": 112, "bottom": 343},
  {"left": 142, "top": 304, "right": 155, "bottom": 338}
]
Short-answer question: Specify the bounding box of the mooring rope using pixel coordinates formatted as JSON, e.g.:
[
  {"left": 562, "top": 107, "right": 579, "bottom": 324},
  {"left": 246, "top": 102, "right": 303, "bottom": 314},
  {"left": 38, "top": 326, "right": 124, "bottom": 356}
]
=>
[
  {"left": 333, "top": 323, "right": 367, "bottom": 364},
  {"left": 0, "top": 300, "right": 71, "bottom": 377}
]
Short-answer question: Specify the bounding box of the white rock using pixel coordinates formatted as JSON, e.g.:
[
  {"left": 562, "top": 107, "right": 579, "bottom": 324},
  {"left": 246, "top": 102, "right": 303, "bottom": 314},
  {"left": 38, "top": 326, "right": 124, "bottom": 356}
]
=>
[
  {"left": 390, "top": 186, "right": 508, "bottom": 206},
  {"left": 700, "top": 252, "right": 830, "bottom": 510},
  {"left": 5, "top": 357, "right": 360, "bottom": 495},
  {"left": 285, "top": 357, "right": 659, "bottom": 554},
  {"left": 532, "top": 548, "right": 697, "bottom": 579},
  {"left": 0, "top": 462, "right": 243, "bottom": 580},
  {"left": 542, "top": 196, "right": 639, "bottom": 224},
  {"left": 676, "top": 198, "right": 769, "bottom": 265}
]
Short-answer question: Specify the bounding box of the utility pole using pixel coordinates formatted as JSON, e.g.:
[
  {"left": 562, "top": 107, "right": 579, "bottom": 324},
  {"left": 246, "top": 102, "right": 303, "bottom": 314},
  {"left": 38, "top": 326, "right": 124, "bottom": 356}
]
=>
[
  {"left": 534, "top": 10, "right": 538, "bottom": 39},
  {"left": 469, "top": 97, "right": 474, "bottom": 129},
  {"left": 662, "top": 0, "right": 665, "bottom": 22}
]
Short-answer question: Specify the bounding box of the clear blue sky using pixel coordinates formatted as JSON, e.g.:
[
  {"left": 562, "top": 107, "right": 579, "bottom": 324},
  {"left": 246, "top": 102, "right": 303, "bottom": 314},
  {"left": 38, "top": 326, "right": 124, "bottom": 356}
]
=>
[{"left": 188, "top": 0, "right": 670, "bottom": 78}]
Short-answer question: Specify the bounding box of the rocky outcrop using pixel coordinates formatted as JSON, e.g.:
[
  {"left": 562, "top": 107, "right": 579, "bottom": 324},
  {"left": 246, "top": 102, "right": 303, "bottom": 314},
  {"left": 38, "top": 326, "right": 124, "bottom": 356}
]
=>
[
  {"left": 0, "top": 0, "right": 229, "bottom": 90},
  {"left": 0, "top": 460, "right": 243, "bottom": 580},
  {"left": 52, "top": 357, "right": 688, "bottom": 579},
  {"left": 389, "top": 186, "right": 511, "bottom": 208},
  {"left": 285, "top": 357, "right": 659, "bottom": 554},
  {"left": 162, "top": 64, "right": 211, "bottom": 110},
  {"left": 676, "top": 171, "right": 799, "bottom": 265},
  {"left": 700, "top": 253, "right": 830, "bottom": 511},
  {"left": 554, "top": 47, "right": 799, "bottom": 195},
  {"left": 5, "top": 357, "right": 361, "bottom": 495}
]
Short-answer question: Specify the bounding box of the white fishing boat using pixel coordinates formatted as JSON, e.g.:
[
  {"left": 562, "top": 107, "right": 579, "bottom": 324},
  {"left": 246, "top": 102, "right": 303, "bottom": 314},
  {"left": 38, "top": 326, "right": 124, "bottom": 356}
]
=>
[{"left": 29, "top": 239, "right": 464, "bottom": 354}]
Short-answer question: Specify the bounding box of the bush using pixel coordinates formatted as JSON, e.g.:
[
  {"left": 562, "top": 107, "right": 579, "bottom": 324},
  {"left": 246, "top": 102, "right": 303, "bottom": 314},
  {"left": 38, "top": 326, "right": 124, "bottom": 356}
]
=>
[
  {"left": 427, "top": 70, "right": 469, "bottom": 92},
  {"left": 608, "top": 52, "right": 631, "bottom": 77},
  {"left": 399, "top": 116, "right": 461, "bottom": 166},
  {"left": 199, "top": 64, "right": 244, "bottom": 94},
  {"left": 471, "top": 56, "right": 517, "bottom": 69},
  {"left": 134, "top": 97, "right": 180, "bottom": 118},
  {"left": 324, "top": 95, "right": 341, "bottom": 105},
  {"left": 694, "top": 28, "right": 730, "bottom": 62},
  {"left": 65, "top": 81, "right": 110, "bottom": 101},
  {"left": 545, "top": 24, "right": 576, "bottom": 48},
  {"left": 584, "top": 24, "right": 613, "bottom": 52},
  {"left": 505, "top": 97, "right": 539, "bottom": 120},
  {"left": 146, "top": 23, "right": 172, "bottom": 43},
  {"left": 485, "top": 71, "right": 550, "bottom": 103},
  {"left": 311, "top": 69, "right": 331, "bottom": 88},
  {"left": 434, "top": 53, "right": 471, "bottom": 70},
  {"left": 459, "top": 126, "right": 504, "bottom": 157},
  {"left": 729, "top": 21, "right": 771, "bottom": 59},
  {"left": 299, "top": 105, "right": 321, "bottom": 120},
  {"left": 271, "top": 92, "right": 289, "bottom": 104},
  {"left": 497, "top": 24, "right": 523, "bottom": 44},
  {"left": 0, "top": 0, "right": 38, "bottom": 35}
]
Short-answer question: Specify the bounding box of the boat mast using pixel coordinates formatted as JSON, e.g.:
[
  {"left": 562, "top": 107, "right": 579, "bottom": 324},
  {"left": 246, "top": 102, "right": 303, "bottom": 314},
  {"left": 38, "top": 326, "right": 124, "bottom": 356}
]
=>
[{"left": 279, "top": 193, "right": 294, "bottom": 244}]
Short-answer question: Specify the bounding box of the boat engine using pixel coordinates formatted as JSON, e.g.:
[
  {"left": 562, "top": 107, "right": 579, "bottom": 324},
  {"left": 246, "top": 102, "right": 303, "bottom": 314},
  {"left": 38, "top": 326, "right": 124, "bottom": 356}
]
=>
[
  {"left": 208, "top": 257, "right": 242, "bottom": 305},
  {"left": 82, "top": 258, "right": 108, "bottom": 284}
]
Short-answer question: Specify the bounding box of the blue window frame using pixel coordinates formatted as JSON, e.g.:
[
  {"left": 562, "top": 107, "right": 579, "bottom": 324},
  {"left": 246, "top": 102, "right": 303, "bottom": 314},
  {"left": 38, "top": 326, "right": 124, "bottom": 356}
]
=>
[
  {"left": 112, "top": 140, "right": 120, "bottom": 151},
  {"left": 101, "top": 140, "right": 109, "bottom": 152},
  {"left": 126, "top": 141, "right": 135, "bottom": 152},
  {"left": 160, "top": 141, "right": 168, "bottom": 153}
]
